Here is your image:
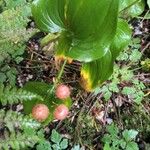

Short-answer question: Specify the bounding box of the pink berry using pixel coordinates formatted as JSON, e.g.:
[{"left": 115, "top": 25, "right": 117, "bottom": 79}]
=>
[
  {"left": 32, "top": 104, "right": 49, "bottom": 122},
  {"left": 55, "top": 84, "right": 71, "bottom": 100},
  {"left": 54, "top": 104, "right": 69, "bottom": 120}
]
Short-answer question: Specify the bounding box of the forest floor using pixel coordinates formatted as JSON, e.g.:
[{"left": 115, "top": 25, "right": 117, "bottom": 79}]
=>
[{"left": 15, "top": 12, "right": 150, "bottom": 150}]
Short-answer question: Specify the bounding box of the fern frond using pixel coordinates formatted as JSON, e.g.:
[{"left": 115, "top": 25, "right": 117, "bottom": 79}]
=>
[
  {"left": 0, "top": 86, "right": 44, "bottom": 105},
  {"left": 0, "top": 4, "right": 38, "bottom": 65},
  {"left": 0, "top": 109, "right": 41, "bottom": 131},
  {"left": 0, "top": 130, "right": 44, "bottom": 150}
]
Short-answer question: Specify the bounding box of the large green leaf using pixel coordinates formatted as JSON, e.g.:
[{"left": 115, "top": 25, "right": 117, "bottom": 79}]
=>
[
  {"left": 32, "top": 0, "right": 119, "bottom": 62},
  {"left": 110, "top": 19, "right": 132, "bottom": 60},
  {"left": 80, "top": 50, "right": 113, "bottom": 91},
  {"left": 55, "top": 33, "right": 110, "bottom": 62},
  {"left": 80, "top": 20, "right": 131, "bottom": 91},
  {"left": 147, "top": 0, "right": 150, "bottom": 8},
  {"left": 32, "top": 0, "right": 65, "bottom": 33},
  {"left": 119, "top": 0, "right": 145, "bottom": 18}
]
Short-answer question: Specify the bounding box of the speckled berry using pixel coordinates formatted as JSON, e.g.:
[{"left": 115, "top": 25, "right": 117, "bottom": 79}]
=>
[
  {"left": 54, "top": 104, "right": 69, "bottom": 120},
  {"left": 55, "top": 84, "right": 71, "bottom": 100},
  {"left": 32, "top": 104, "right": 49, "bottom": 122}
]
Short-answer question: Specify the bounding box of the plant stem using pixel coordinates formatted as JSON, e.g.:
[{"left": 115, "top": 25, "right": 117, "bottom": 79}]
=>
[
  {"left": 40, "top": 33, "right": 60, "bottom": 47},
  {"left": 47, "top": 59, "right": 67, "bottom": 94}
]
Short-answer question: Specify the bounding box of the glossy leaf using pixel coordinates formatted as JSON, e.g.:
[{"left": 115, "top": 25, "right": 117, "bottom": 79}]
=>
[
  {"left": 23, "top": 82, "right": 72, "bottom": 124},
  {"left": 110, "top": 19, "right": 132, "bottom": 60},
  {"left": 119, "top": 0, "right": 145, "bottom": 17},
  {"left": 32, "top": 0, "right": 65, "bottom": 33},
  {"left": 32, "top": 0, "right": 119, "bottom": 62},
  {"left": 80, "top": 20, "right": 131, "bottom": 91},
  {"left": 148, "top": 0, "right": 150, "bottom": 8},
  {"left": 80, "top": 50, "right": 113, "bottom": 91}
]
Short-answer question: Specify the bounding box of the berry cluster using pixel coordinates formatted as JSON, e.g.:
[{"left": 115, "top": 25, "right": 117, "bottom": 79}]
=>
[{"left": 32, "top": 84, "right": 70, "bottom": 122}]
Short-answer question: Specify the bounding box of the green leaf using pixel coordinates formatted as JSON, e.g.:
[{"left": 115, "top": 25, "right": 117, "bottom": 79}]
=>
[
  {"left": 0, "top": 1, "right": 38, "bottom": 70},
  {"left": 126, "top": 142, "right": 139, "bottom": 150},
  {"left": 108, "top": 82, "right": 119, "bottom": 93},
  {"left": 32, "top": 0, "right": 64, "bottom": 33},
  {"left": 104, "top": 91, "right": 112, "bottom": 101},
  {"left": 110, "top": 19, "right": 131, "bottom": 60},
  {"left": 102, "top": 134, "right": 112, "bottom": 144},
  {"left": 52, "top": 144, "right": 60, "bottom": 150},
  {"left": 80, "top": 50, "right": 113, "bottom": 91},
  {"left": 60, "top": 139, "right": 68, "bottom": 149},
  {"left": 4, "top": 0, "right": 27, "bottom": 9},
  {"left": 32, "top": 0, "right": 119, "bottom": 62},
  {"left": 103, "top": 143, "right": 111, "bottom": 150},
  {"left": 80, "top": 19, "right": 131, "bottom": 91},
  {"left": 36, "top": 141, "right": 52, "bottom": 150},
  {"left": 0, "top": 73, "right": 6, "bottom": 83},
  {"left": 119, "top": 0, "right": 145, "bottom": 18},
  {"left": 0, "top": 109, "right": 41, "bottom": 132},
  {"left": 71, "top": 145, "right": 81, "bottom": 150},
  {"left": 129, "top": 50, "right": 142, "bottom": 62},
  {"left": 148, "top": 0, "right": 150, "bottom": 8},
  {"left": 120, "top": 67, "right": 134, "bottom": 81},
  {"left": 106, "top": 124, "right": 119, "bottom": 136},
  {"left": 51, "top": 130, "right": 62, "bottom": 144},
  {"left": 120, "top": 139, "right": 127, "bottom": 149},
  {"left": 122, "top": 87, "right": 136, "bottom": 95},
  {"left": 122, "top": 129, "right": 138, "bottom": 141}
]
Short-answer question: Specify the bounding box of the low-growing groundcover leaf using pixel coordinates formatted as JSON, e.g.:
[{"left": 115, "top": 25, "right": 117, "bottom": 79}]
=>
[
  {"left": 36, "top": 129, "right": 69, "bottom": 150},
  {"left": 102, "top": 124, "right": 139, "bottom": 150}
]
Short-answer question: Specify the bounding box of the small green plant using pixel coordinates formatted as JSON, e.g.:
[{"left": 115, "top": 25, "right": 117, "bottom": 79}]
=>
[
  {"left": 36, "top": 129, "right": 82, "bottom": 150},
  {"left": 141, "top": 58, "right": 150, "bottom": 71},
  {"left": 0, "top": 0, "right": 38, "bottom": 85},
  {"left": 0, "top": 109, "right": 44, "bottom": 150},
  {"left": 102, "top": 124, "right": 139, "bottom": 150},
  {"left": 0, "top": 84, "right": 44, "bottom": 105},
  {"left": 96, "top": 64, "right": 145, "bottom": 104},
  {"left": 36, "top": 129, "right": 69, "bottom": 150},
  {"left": 0, "top": 84, "right": 45, "bottom": 149},
  {"left": 94, "top": 36, "right": 146, "bottom": 104}
]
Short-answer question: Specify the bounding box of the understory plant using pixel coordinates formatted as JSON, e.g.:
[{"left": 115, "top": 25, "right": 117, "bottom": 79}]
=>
[
  {"left": 0, "top": 0, "right": 148, "bottom": 150},
  {"left": 0, "top": 84, "right": 44, "bottom": 149},
  {"left": 0, "top": 0, "right": 38, "bottom": 85},
  {"left": 0, "top": 84, "right": 72, "bottom": 149},
  {"left": 102, "top": 124, "right": 139, "bottom": 150}
]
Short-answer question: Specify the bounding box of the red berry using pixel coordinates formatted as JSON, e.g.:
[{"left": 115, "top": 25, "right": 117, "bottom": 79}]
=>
[
  {"left": 32, "top": 104, "right": 49, "bottom": 122},
  {"left": 54, "top": 104, "right": 69, "bottom": 120},
  {"left": 55, "top": 84, "right": 70, "bottom": 100}
]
